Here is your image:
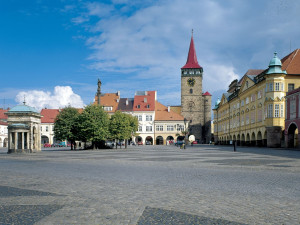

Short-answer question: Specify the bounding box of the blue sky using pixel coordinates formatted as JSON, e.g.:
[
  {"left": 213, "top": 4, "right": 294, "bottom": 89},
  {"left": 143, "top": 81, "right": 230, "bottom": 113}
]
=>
[{"left": 1, "top": 0, "right": 300, "bottom": 110}]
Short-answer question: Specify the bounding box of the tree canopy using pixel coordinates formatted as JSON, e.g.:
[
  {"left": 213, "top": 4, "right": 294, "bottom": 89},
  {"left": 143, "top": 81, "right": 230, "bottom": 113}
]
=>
[
  {"left": 54, "top": 106, "right": 80, "bottom": 149},
  {"left": 109, "top": 111, "right": 138, "bottom": 148},
  {"left": 77, "top": 104, "right": 110, "bottom": 149}
]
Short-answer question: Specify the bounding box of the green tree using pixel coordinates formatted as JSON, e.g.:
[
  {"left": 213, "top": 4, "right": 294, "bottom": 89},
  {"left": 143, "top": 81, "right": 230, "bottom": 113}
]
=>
[
  {"left": 77, "top": 104, "right": 109, "bottom": 149},
  {"left": 54, "top": 106, "right": 80, "bottom": 150},
  {"left": 109, "top": 111, "right": 138, "bottom": 148}
]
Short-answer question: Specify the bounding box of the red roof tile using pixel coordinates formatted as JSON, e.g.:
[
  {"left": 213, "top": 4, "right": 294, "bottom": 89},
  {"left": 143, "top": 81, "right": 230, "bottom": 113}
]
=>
[
  {"left": 203, "top": 91, "right": 212, "bottom": 96},
  {"left": 133, "top": 91, "right": 156, "bottom": 111},
  {"left": 96, "top": 93, "right": 120, "bottom": 113},
  {"left": 40, "top": 109, "right": 60, "bottom": 123},
  {"left": 281, "top": 49, "right": 300, "bottom": 74},
  {"left": 155, "top": 102, "right": 184, "bottom": 121},
  {"left": 181, "top": 35, "right": 202, "bottom": 69}
]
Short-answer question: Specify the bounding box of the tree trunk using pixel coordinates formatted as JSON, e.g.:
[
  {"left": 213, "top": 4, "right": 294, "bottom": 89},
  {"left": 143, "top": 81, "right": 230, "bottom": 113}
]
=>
[{"left": 125, "top": 139, "right": 127, "bottom": 149}]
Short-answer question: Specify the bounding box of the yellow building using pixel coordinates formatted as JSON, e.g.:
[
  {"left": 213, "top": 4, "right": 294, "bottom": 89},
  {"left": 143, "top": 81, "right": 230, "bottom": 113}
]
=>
[{"left": 213, "top": 49, "right": 300, "bottom": 147}]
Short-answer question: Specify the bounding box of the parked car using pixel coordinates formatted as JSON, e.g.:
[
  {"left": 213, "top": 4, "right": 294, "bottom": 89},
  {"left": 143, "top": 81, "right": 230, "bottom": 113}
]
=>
[
  {"left": 43, "top": 143, "right": 51, "bottom": 147},
  {"left": 137, "top": 141, "right": 143, "bottom": 145},
  {"left": 175, "top": 140, "right": 184, "bottom": 146},
  {"left": 105, "top": 141, "right": 115, "bottom": 148},
  {"left": 145, "top": 141, "right": 152, "bottom": 145},
  {"left": 192, "top": 141, "right": 197, "bottom": 144}
]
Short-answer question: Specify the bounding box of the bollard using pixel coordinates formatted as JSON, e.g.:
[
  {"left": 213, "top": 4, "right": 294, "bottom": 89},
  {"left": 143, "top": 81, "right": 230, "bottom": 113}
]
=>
[{"left": 233, "top": 141, "right": 236, "bottom": 152}]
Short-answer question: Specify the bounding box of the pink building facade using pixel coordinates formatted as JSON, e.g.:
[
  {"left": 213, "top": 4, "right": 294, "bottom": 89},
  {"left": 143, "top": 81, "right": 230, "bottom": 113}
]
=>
[{"left": 285, "top": 87, "right": 300, "bottom": 148}]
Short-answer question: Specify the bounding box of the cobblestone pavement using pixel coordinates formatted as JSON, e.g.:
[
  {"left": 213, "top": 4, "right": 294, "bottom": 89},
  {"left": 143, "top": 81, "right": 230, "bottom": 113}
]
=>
[{"left": 0, "top": 145, "right": 299, "bottom": 225}]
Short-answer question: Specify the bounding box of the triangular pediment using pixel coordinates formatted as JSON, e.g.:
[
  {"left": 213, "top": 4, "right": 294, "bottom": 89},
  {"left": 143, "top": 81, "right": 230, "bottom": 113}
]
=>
[
  {"left": 240, "top": 76, "right": 255, "bottom": 93},
  {"left": 220, "top": 94, "right": 227, "bottom": 106}
]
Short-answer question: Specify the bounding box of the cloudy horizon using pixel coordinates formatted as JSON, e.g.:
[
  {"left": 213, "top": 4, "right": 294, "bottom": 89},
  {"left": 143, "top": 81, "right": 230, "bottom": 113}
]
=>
[{"left": 1, "top": 0, "right": 300, "bottom": 109}]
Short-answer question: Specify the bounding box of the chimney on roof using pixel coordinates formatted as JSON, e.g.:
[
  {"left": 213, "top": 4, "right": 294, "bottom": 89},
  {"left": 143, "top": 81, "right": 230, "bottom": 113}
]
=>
[
  {"left": 117, "top": 91, "right": 120, "bottom": 96},
  {"left": 117, "top": 98, "right": 120, "bottom": 103},
  {"left": 144, "top": 98, "right": 147, "bottom": 103},
  {"left": 168, "top": 106, "right": 170, "bottom": 112},
  {"left": 126, "top": 99, "right": 128, "bottom": 106}
]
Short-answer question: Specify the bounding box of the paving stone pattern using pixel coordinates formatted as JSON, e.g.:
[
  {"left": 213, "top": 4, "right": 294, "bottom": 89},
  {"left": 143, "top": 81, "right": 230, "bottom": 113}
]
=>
[
  {"left": 0, "top": 145, "right": 300, "bottom": 224},
  {"left": 137, "top": 207, "right": 247, "bottom": 225}
]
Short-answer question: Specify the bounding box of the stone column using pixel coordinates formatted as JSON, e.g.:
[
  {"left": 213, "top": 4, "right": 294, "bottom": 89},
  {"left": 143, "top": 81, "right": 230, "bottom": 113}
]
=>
[
  {"left": 14, "top": 132, "right": 18, "bottom": 150},
  {"left": 27, "top": 132, "right": 29, "bottom": 150},
  {"left": 9, "top": 132, "right": 12, "bottom": 150},
  {"left": 21, "top": 132, "right": 24, "bottom": 150}
]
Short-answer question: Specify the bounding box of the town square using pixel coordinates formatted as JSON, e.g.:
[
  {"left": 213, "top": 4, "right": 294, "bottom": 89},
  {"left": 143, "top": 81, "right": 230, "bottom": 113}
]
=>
[
  {"left": 1, "top": 1, "right": 300, "bottom": 224},
  {"left": 1, "top": 145, "right": 300, "bottom": 224}
]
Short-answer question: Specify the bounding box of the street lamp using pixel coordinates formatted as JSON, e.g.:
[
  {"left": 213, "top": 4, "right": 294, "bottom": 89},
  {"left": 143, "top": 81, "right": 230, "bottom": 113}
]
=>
[{"left": 183, "top": 118, "right": 188, "bottom": 149}]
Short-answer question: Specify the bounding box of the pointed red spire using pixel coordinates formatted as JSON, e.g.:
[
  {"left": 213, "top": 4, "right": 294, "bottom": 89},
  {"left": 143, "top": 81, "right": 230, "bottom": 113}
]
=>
[{"left": 181, "top": 31, "right": 202, "bottom": 69}]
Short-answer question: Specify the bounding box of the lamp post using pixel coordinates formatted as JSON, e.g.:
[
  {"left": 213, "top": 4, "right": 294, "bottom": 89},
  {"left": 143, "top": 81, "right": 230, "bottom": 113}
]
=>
[{"left": 183, "top": 118, "right": 188, "bottom": 149}]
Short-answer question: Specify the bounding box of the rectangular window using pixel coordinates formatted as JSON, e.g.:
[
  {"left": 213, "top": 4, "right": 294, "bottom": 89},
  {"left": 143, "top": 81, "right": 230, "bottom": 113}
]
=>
[
  {"left": 288, "top": 83, "right": 295, "bottom": 92},
  {"left": 146, "top": 126, "right": 152, "bottom": 132},
  {"left": 241, "top": 100, "right": 244, "bottom": 106},
  {"left": 268, "top": 104, "right": 273, "bottom": 118},
  {"left": 41, "top": 127, "right": 42, "bottom": 131},
  {"left": 177, "top": 125, "right": 184, "bottom": 131},
  {"left": 103, "top": 106, "right": 113, "bottom": 111},
  {"left": 251, "top": 94, "right": 255, "bottom": 102},
  {"left": 280, "top": 104, "right": 284, "bottom": 118},
  {"left": 237, "top": 102, "right": 240, "bottom": 108},
  {"left": 275, "top": 83, "right": 280, "bottom": 91},
  {"left": 167, "top": 125, "right": 174, "bottom": 131},
  {"left": 156, "top": 125, "right": 163, "bottom": 131},
  {"left": 290, "top": 100, "right": 296, "bottom": 119},
  {"left": 281, "top": 83, "right": 284, "bottom": 91},
  {"left": 265, "top": 84, "right": 268, "bottom": 93},
  {"left": 246, "top": 97, "right": 249, "bottom": 104},
  {"left": 46, "top": 126, "right": 48, "bottom": 132},
  {"left": 138, "top": 126, "right": 142, "bottom": 132},
  {"left": 146, "top": 115, "right": 152, "bottom": 121},
  {"left": 251, "top": 111, "right": 255, "bottom": 123},
  {"left": 257, "top": 109, "right": 262, "bottom": 122},
  {"left": 269, "top": 83, "right": 273, "bottom": 91},
  {"left": 275, "top": 104, "right": 279, "bottom": 117},
  {"left": 258, "top": 91, "right": 261, "bottom": 99},
  {"left": 138, "top": 115, "right": 142, "bottom": 121},
  {"left": 246, "top": 114, "right": 249, "bottom": 124}
]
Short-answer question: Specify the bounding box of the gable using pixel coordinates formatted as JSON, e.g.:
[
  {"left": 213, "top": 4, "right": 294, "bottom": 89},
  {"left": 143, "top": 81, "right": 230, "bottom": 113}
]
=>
[{"left": 240, "top": 76, "right": 255, "bottom": 93}]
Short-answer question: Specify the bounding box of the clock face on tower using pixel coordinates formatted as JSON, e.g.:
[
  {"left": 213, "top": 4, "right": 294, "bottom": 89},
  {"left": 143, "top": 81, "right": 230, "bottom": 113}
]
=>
[{"left": 187, "top": 78, "right": 195, "bottom": 87}]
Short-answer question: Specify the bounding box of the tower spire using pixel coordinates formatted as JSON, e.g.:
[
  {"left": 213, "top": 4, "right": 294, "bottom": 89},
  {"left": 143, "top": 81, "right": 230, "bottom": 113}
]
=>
[{"left": 181, "top": 31, "right": 202, "bottom": 69}]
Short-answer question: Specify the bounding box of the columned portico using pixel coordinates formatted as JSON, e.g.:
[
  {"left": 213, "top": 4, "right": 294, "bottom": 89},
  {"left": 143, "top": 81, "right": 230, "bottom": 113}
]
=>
[{"left": 5, "top": 103, "right": 42, "bottom": 154}]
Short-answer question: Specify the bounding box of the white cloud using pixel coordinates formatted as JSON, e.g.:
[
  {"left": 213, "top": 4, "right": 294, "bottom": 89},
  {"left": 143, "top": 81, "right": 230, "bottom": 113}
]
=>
[
  {"left": 69, "top": 0, "right": 300, "bottom": 105},
  {"left": 15, "top": 86, "right": 85, "bottom": 111}
]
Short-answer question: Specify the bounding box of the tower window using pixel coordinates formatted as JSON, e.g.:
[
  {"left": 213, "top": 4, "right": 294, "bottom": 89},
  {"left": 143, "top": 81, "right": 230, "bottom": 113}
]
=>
[
  {"left": 189, "top": 70, "right": 194, "bottom": 75},
  {"left": 190, "top": 89, "right": 193, "bottom": 94}
]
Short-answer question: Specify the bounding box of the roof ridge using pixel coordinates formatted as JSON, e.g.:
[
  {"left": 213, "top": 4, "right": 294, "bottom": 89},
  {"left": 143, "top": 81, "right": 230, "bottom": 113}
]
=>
[{"left": 286, "top": 49, "right": 299, "bottom": 72}]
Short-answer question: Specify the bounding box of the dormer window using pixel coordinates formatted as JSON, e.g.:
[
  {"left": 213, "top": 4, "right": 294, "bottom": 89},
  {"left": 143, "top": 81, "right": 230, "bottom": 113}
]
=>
[
  {"left": 146, "top": 104, "right": 150, "bottom": 108},
  {"left": 104, "top": 106, "right": 113, "bottom": 111},
  {"left": 137, "top": 105, "right": 140, "bottom": 109}
]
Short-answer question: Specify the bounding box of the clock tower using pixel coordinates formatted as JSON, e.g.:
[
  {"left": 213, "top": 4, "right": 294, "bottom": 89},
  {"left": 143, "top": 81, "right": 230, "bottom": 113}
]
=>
[{"left": 181, "top": 32, "right": 208, "bottom": 142}]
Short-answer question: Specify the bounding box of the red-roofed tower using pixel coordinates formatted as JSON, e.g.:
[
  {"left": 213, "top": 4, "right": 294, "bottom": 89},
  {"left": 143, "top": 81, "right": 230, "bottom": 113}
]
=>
[{"left": 181, "top": 31, "right": 211, "bottom": 143}]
